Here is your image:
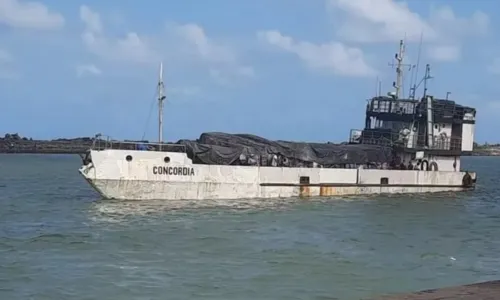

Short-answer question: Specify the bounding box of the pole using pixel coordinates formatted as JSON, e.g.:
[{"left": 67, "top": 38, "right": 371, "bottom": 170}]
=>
[{"left": 158, "top": 62, "right": 165, "bottom": 150}]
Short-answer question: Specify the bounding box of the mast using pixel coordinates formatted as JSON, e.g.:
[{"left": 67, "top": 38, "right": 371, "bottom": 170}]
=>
[
  {"left": 389, "top": 39, "right": 411, "bottom": 100},
  {"left": 423, "top": 64, "right": 431, "bottom": 98},
  {"left": 157, "top": 62, "right": 166, "bottom": 148},
  {"left": 395, "top": 39, "right": 404, "bottom": 99},
  {"left": 409, "top": 32, "right": 424, "bottom": 99}
]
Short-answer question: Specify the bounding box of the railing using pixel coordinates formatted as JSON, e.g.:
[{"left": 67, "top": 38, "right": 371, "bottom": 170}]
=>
[
  {"left": 90, "top": 134, "right": 186, "bottom": 153},
  {"left": 368, "top": 99, "right": 418, "bottom": 115},
  {"left": 349, "top": 129, "right": 462, "bottom": 151},
  {"left": 368, "top": 98, "right": 418, "bottom": 115},
  {"left": 367, "top": 97, "right": 476, "bottom": 122}
]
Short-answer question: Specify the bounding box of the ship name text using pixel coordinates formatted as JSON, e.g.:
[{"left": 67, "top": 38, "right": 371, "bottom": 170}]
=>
[{"left": 153, "top": 166, "right": 195, "bottom": 176}]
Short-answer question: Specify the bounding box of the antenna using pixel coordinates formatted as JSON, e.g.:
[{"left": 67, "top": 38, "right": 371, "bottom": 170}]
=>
[
  {"left": 409, "top": 32, "right": 424, "bottom": 99},
  {"left": 388, "top": 39, "right": 412, "bottom": 99},
  {"left": 408, "top": 63, "right": 433, "bottom": 100},
  {"left": 374, "top": 76, "right": 383, "bottom": 97},
  {"left": 408, "top": 65, "right": 416, "bottom": 99},
  {"left": 157, "top": 62, "right": 166, "bottom": 148}
]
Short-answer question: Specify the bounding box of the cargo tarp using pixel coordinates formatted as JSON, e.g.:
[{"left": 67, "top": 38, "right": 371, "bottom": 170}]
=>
[{"left": 177, "top": 132, "right": 393, "bottom": 167}]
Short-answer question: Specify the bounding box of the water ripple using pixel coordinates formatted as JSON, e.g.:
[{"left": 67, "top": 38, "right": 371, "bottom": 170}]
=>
[{"left": 0, "top": 155, "right": 500, "bottom": 299}]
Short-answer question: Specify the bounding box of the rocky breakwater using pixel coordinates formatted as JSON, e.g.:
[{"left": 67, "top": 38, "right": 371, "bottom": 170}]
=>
[{"left": 0, "top": 133, "right": 93, "bottom": 154}]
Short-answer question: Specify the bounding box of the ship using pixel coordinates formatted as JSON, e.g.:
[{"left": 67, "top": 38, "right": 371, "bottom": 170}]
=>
[{"left": 78, "top": 40, "right": 477, "bottom": 200}]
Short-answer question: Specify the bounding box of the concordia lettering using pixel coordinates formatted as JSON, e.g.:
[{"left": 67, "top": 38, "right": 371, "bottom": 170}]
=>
[{"left": 153, "top": 166, "right": 195, "bottom": 176}]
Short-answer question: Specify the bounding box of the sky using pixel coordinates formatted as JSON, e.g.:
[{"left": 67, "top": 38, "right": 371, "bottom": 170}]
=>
[{"left": 0, "top": 0, "right": 499, "bottom": 143}]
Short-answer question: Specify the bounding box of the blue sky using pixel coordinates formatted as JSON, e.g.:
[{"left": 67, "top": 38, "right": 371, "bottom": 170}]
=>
[{"left": 1, "top": 0, "right": 499, "bottom": 143}]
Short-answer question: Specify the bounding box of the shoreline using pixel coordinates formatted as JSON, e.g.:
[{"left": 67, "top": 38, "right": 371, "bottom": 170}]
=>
[
  {"left": 1, "top": 136, "right": 499, "bottom": 156},
  {"left": 0, "top": 136, "right": 93, "bottom": 155}
]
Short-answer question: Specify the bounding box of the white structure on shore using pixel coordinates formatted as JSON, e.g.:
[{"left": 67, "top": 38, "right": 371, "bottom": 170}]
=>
[{"left": 79, "top": 40, "right": 477, "bottom": 201}]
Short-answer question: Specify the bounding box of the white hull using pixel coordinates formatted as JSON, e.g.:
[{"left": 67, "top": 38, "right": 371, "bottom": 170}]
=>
[{"left": 79, "top": 149, "right": 476, "bottom": 201}]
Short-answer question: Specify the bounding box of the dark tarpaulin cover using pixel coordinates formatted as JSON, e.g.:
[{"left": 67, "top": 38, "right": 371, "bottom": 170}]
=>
[{"left": 177, "top": 132, "right": 393, "bottom": 167}]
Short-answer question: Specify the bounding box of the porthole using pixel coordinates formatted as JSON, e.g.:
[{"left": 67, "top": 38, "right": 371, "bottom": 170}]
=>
[
  {"left": 164, "top": 156, "right": 170, "bottom": 163},
  {"left": 126, "top": 155, "right": 133, "bottom": 162}
]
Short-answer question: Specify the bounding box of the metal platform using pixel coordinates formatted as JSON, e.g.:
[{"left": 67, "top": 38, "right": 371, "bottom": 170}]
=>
[{"left": 370, "top": 280, "right": 500, "bottom": 299}]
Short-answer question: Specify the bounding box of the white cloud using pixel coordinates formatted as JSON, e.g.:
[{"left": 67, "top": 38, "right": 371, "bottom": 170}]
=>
[
  {"left": 77, "top": 7, "right": 255, "bottom": 86},
  {"left": 428, "top": 5, "right": 489, "bottom": 40},
  {"left": 80, "top": 5, "right": 101, "bottom": 33},
  {"left": 170, "top": 23, "right": 255, "bottom": 83},
  {"left": 78, "top": 9, "right": 252, "bottom": 85},
  {"left": 257, "top": 30, "right": 376, "bottom": 77},
  {"left": 426, "top": 45, "right": 461, "bottom": 62},
  {"left": 326, "top": 0, "right": 489, "bottom": 62},
  {"left": 173, "top": 23, "right": 237, "bottom": 64},
  {"left": 327, "top": 0, "right": 435, "bottom": 43},
  {"left": 76, "top": 64, "right": 102, "bottom": 77},
  {"left": 0, "top": 0, "right": 64, "bottom": 30},
  {"left": 80, "top": 5, "right": 158, "bottom": 65}
]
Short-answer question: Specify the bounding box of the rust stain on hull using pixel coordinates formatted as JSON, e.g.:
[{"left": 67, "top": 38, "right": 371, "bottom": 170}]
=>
[
  {"left": 320, "top": 186, "right": 337, "bottom": 196},
  {"left": 299, "top": 186, "right": 311, "bottom": 198}
]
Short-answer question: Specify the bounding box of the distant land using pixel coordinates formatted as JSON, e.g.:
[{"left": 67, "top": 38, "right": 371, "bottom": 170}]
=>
[
  {"left": 0, "top": 133, "right": 93, "bottom": 154},
  {"left": 468, "top": 142, "right": 500, "bottom": 156},
  {"left": 0, "top": 133, "right": 499, "bottom": 156}
]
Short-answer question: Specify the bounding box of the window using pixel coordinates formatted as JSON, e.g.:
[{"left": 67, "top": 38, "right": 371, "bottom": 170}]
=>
[{"left": 299, "top": 176, "right": 310, "bottom": 184}]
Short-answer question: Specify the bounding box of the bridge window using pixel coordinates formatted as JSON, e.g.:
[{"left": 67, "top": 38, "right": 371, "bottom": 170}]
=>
[
  {"left": 126, "top": 155, "right": 133, "bottom": 162},
  {"left": 380, "top": 177, "right": 389, "bottom": 185},
  {"left": 164, "top": 156, "right": 170, "bottom": 163},
  {"left": 300, "top": 176, "right": 310, "bottom": 184}
]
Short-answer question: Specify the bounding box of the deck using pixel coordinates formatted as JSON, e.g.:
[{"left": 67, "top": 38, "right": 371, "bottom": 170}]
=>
[{"left": 371, "top": 280, "right": 500, "bottom": 299}]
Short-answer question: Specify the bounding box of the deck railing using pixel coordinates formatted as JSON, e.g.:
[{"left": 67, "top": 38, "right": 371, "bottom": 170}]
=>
[
  {"left": 349, "top": 129, "right": 462, "bottom": 151},
  {"left": 90, "top": 134, "right": 186, "bottom": 153},
  {"left": 367, "top": 97, "right": 474, "bottom": 121}
]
